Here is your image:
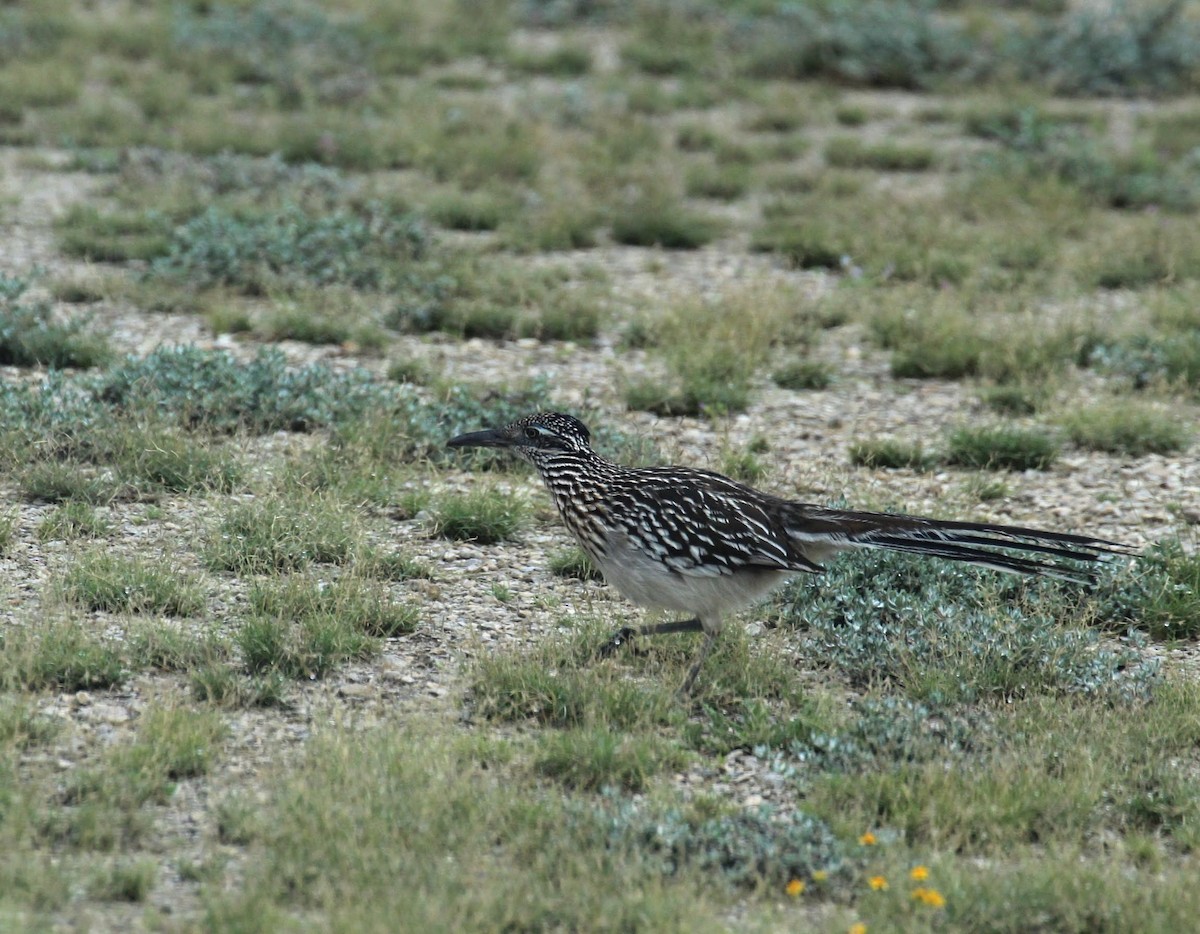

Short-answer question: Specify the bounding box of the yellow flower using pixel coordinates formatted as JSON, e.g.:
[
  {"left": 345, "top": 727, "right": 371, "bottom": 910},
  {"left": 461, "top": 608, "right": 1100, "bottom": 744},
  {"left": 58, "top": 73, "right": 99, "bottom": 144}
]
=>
[
  {"left": 786, "top": 879, "right": 805, "bottom": 897},
  {"left": 868, "top": 875, "right": 888, "bottom": 891},
  {"left": 849, "top": 924, "right": 868, "bottom": 934},
  {"left": 910, "top": 865, "right": 930, "bottom": 882},
  {"left": 859, "top": 832, "right": 878, "bottom": 846},
  {"left": 812, "top": 870, "right": 829, "bottom": 883},
  {"left": 911, "top": 887, "right": 947, "bottom": 908}
]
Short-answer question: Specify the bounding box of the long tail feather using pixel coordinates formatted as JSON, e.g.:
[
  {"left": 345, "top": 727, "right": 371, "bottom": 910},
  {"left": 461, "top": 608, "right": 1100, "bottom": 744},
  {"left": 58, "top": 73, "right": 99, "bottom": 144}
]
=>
[{"left": 783, "top": 506, "right": 1134, "bottom": 582}]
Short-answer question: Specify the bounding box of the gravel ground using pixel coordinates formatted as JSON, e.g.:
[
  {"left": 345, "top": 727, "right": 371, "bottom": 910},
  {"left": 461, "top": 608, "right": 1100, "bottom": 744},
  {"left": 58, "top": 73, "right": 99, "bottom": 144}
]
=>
[{"left": 2, "top": 142, "right": 1197, "bottom": 929}]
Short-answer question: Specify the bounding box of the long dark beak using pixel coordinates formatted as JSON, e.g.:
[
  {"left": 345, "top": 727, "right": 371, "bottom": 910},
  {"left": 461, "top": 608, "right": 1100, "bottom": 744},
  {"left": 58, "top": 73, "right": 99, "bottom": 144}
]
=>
[{"left": 446, "top": 427, "right": 513, "bottom": 449}]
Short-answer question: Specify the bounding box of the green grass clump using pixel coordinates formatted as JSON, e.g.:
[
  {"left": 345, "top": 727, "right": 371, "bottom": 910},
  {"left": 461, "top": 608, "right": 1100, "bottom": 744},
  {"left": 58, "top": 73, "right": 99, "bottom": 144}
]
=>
[
  {"left": 356, "top": 546, "right": 435, "bottom": 582},
  {"left": 0, "top": 273, "right": 110, "bottom": 369},
  {"left": 107, "top": 426, "right": 242, "bottom": 495},
  {"left": 825, "top": 137, "right": 935, "bottom": 172},
  {"left": 37, "top": 503, "right": 111, "bottom": 543},
  {"left": 1092, "top": 249, "right": 1177, "bottom": 291},
  {"left": 751, "top": 219, "right": 847, "bottom": 270},
  {"left": 624, "top": 287, "right": 805, "bottom": 417},
  {"left": 257, "top": 305, "right": 353, "bottom": 346},
  {"left": 14, "top": 458, "right": 112, "bottom": 506},
  {"left": 57, "top": 551, "right": 205, "bottom": 617},
  {"left": 508, "top": 43, "right": 591, "bottom": 76},
  {"left": 429, "top": 488, "right": 527, "bottom": 544},
  {"left": 390, "top": 255, "right": 605, "bottom": 341},
  {"left": 386, "top": 356, "right": 431, "bottom": 386},
  {"left": 534, "top": 726, "right": 683, "bottom": 792},
  {"left": 474, "top": 618, "right": 811, "bottom": 738},
  {"left": 944, "top": 426, "right": 1059, "bottom": 471},
  {"left": 980, "top": 383, "right": 1048, "bottom": 416},
  {"left": 805, "top": 688, "right": 1200, "bottom": 867},
  {"left": 14, "top": 422, "right": 240, "bottom": 502},
  {"left": 237, "top": 613, "right": 374, "bottom": 682},
  {"left": 528, "top": 293, "right": 605, "bottom": 342},
  {"left": 738, "top": 2, "right": 974, "bottom": 89},
  {"left": 848, "top": 439, "right": 933, "bottom": 471},
  {"left": 250, "top": 575, "right": 420, "bottom": 639},
  {"left": 234, "top": 573, "right": 417, "bottom": 682},
  {"left": 756, "top": 189, "right": 994, "bottom": 285},
  {"left": 834, "top": 104, "right": 869, "bottom": 126},
  {"left": 1085, "top": 218, "right": 1200, "bottom": 289},
  {"left": 87, "top": 860, "right": 157, "bottom": 903},
  {"left": 1094, "top": 542, "right": 1200, "bottom": 640},
  {"left": 548, "top": 547, "right": 602, "bottom": 582},
  {"left": 977, "top": 108, "right": 1200, "bottom": 212},
  {"left": 190, "top": 664, "right": 287, "bottom": 709},
  {"left": 471, "top": 626, "right": 681, "bottom": 730},
  {"left": 610, "top": 194, "right": 721, "bottom": 249},
  {"left": 870, "top": 296, "right": 1089, "bottom": 384},
  {"left": 0, "top": 509, "right": 17, "bottom": 554},
  {"left": 624, "top": 374, "right": 751, "bottom": 419},
  {"left": 501, "top": 192, "right": 601, "bottom": 252},
  {"left": 422, "top": 116, "right": 541, "bottom": 189},
  {"left": 743, "top": 105, "right": 807, "bottom": 133},
  {"left": 1148, "top": 283, "right": 1200, "bottom": 333},
  {"left": 961, "top": 474, "right": 1012, "bottom": 503},
  {"left": 1061, "top": 400, "right": 1190, "bottom": 456},
  {"left": 125, "top": 623, "right": 229, "bottom": 675},
  {"left": 684, "top": 162, "right": 751, "bottom": 201},
  {"left": 772, "top": 359, "right": 834, "bottom": 391},
  {"left": 718, "top": 443, "right": 768, "bottom": 486},
  {"left": 206, "top": 494, "right": 361, "bottom": 574},
  {"left": 676, "top": 123, "right": 721, "bottom": 152},
  {"left": 420, "top": 303, "right": 518, "bottom": 340},
  {"left": 426, "top": 189, "right": 513, "bottom": 232},
  {"left": 55, "top": 206, "right": 174, "bottom": 264},
  {"left": 0, "top": 53, "right": 82, "bottom": 117},
  {"left": 622, "top": 4, "right": 717, "bottom": 77},
  {"left": 1145, "top": 108, "right": 1200, "bottom": 160},
  {"left": 0, "top": 619, "right": 127, "bottom": 692},
  {"left": 0, "top": 698, "right": 59, "bottom": 749}
]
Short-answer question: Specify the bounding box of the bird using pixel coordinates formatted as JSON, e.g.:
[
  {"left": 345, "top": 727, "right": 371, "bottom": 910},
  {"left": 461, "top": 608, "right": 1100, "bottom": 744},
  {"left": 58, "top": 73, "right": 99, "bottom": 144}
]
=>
[{"left": 447, "top": 412, "right": 1135, "bottom": 693}]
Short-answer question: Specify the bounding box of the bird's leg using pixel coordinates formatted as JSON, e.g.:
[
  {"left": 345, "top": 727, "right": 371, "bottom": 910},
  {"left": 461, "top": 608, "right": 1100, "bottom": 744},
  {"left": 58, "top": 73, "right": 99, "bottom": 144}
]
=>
[
  {"left": 679, "top": 631, "right": 718, "bottom": 695},
  {"left": 595, "top": 617, "right": 703, "bottom": 659}
]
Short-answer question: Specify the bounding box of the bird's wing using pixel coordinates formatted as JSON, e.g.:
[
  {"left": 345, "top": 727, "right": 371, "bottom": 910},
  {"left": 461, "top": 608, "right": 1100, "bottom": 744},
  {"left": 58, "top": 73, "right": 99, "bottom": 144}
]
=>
[{"left": 605, "top": 468, "right": 823, "bottom": 576}]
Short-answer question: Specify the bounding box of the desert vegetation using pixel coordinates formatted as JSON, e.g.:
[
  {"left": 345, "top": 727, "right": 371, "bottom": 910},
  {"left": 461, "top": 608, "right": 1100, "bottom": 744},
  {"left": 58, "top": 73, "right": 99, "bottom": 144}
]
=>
[{"left": 0, "top": 1, "right": 1198, "bottom": 930}]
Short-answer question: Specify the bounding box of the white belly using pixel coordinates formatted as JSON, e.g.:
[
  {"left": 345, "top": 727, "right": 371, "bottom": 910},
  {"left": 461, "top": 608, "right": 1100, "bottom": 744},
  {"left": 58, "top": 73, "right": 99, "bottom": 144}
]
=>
[{"left": 591, "top": 540, "right": 796, "bottom": 629}]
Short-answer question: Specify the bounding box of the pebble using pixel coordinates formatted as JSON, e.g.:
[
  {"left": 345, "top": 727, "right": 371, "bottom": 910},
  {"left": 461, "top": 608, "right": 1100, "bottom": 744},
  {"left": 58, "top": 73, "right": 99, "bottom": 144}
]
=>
[{"left": 85, "top": 704, "right": 133, "bottom": 724}]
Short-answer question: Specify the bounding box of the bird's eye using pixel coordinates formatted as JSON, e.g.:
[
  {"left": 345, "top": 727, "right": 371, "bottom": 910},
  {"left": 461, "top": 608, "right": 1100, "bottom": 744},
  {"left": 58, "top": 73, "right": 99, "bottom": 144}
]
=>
[{"left": 523, "top": 426, "right": 541, "bottom": 441}]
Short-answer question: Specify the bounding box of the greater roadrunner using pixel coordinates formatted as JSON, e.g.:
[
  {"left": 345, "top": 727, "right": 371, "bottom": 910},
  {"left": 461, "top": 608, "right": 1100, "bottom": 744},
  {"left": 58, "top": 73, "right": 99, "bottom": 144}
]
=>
[{"left": 448, "top": 412, "right": 1134, "bottom": 692}]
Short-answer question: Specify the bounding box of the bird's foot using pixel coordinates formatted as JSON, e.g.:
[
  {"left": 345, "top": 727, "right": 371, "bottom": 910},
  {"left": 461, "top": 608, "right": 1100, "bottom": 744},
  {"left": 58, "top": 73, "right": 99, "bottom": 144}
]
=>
[
  {"left": 677, "top": 662, "right": 702, "bottom": 697},
  {"left": 596, "top": 626, "right": 636, "bottom": 660}
]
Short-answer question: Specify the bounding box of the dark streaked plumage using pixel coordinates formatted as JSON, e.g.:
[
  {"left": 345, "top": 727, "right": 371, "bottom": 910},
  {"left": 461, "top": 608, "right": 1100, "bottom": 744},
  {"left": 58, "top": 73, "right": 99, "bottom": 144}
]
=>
[{"left": 447, "top": 412, "right": 1134, "bottom": 692}]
